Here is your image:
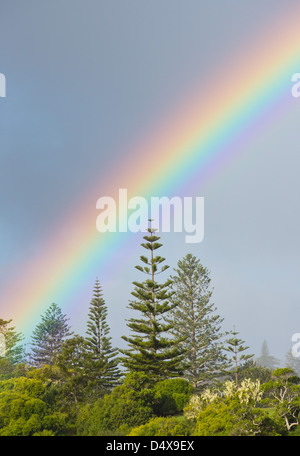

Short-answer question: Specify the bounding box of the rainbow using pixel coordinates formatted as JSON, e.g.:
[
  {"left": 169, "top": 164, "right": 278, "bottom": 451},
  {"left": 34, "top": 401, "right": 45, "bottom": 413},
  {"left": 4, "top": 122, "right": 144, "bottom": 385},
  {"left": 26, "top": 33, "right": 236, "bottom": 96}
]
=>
[{"left": 2, "top": 5, "right": 300, "bottom": 338}]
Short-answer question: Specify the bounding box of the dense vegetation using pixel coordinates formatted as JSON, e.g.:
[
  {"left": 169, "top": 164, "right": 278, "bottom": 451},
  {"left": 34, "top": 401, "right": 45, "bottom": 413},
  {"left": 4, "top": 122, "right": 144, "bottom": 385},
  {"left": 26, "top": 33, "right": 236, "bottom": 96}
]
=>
[{"left": 1, "top": 222, "right": 300, "bottom": 436}]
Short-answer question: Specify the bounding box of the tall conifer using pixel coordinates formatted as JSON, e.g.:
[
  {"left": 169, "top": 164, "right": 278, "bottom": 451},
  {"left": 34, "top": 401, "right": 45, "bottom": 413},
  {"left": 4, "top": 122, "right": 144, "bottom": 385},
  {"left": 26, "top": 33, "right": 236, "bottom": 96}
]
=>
[
  {"left": 30, "top": 303, "right": 71, "bottom": 366},
  {"left": 166, "top": 254, "right": 227, "bottom": 390},
  {"left": 224, "top": 327, "right": 254, "bottom": 385},
  {"left": 85, "top": 278, "right": 120, "bottom": 390},
  {"left": 255, "top": 340, "right": 279, "bottom": 370},
  {"left": 121, "top": 220, "right": 185, "bottom": 382}
]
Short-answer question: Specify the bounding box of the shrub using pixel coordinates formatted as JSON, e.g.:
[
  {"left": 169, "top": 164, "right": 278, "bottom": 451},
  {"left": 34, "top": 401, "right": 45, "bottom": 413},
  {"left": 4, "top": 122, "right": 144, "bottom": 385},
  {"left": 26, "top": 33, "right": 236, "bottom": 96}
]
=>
[
  {"left": 76, "top": 372, "right": 155, "bottom": 435},
  {"left": 153, "top": 378, "right": 193, "bottom": 416},
  {"left": 183, "top": 394, "right": 203, "bottom": 421},
  {"left": 194, "top": 396, "right": 286, "bottom": 436},
  {"left": 128, "top": 416, "right": 193, "bottom": 436},
  {"left": 0, "top": 383, "right": 68, "bottom": 436}
]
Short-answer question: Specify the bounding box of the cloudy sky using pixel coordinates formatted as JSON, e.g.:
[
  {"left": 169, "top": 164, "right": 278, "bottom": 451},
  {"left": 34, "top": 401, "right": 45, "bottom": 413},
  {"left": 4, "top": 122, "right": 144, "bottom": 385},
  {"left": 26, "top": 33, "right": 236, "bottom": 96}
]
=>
[{"left": 1, "top": 1, "right": 300, "bottom": 361}]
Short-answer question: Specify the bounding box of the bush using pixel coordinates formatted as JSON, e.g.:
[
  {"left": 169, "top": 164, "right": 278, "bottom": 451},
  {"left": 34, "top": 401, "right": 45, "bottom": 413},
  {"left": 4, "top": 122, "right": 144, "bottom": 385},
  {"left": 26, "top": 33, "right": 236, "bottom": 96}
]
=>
[
  {"left": 0, "top": 359, "right": 27, "bottom": 381},
  {"left": 194, "top": 397, "right": 286, "bottom": 436},
  {"left": 183, "top": 394, "right": 203, "bottom": 421},
  {"left": 153, "top": 378, "right": 193, "bottom": 416},
  {"left": 76, "top": 372, "right": 155, "bottom": 435},
  {"left": 0, "top": 379, "right": 69, "bottom": 436},
  {"left": 128, "top": 416, "right": 193, "bottom": 436}
]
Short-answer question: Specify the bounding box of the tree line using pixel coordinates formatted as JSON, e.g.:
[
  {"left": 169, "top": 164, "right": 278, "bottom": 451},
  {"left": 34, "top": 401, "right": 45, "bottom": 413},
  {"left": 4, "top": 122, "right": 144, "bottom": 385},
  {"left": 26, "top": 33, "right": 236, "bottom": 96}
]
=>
[{"left": 0, "top": 221, "right": 300, "bottom": 436}]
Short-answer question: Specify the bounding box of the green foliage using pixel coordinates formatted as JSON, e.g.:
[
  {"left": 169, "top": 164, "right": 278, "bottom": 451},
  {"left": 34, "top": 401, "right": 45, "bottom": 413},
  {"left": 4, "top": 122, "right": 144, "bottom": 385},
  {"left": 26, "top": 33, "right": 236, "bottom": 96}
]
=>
[
  {"left": 32, "top": 334, "right": 118, "bottom": 420},
  {"left": 0, "top": 319, "right": 25, "bottom": 364},
  {"left": 238, "top": 360, "right": 273, "bottom": 384},
  {"left": 76, "top": 372, "right": 155, "bottom": 435},
  {"left": 193, "top": 397, "right": 285, "bottom": 436},
  {"left": 76, "top": 375, "right": 194, "bottom": 436},
  {"left": 24, "top": 364, "right": 81, "bottom": 434},
  {"left": 289, "top": 424, "right": 300, "bottom": 436},
  {"left": 183, "top": 378, "right": 286, "bottom": 436},
  {"left": 153, "top": 378, "right": 193, "bottom": 416},
  {"left": 223, "top": 327, "right": 254, "bottom": 385},
  {"left": 121, "top": 221, "right": 185, "bottom": 382},
  {"left": 85, "top": 279, "right": 121, "bottom": 391},
  {"left": 183, "top": 394, "right": 203, "bottom": 421},
  {"left": 0, "top": 376, "right": 46, "bottom": 398},
  {"left": 53, "top": 335, "right": 93, "bottom": 409},
  {"left": 0, "top": 376, "right": 68, "bottom": 435},
  {"left": 1, "top": 239, "right": 296, "bottom": 436},
  {"left": 166, "top": 254, "right": 227, "bottom": 390},
  {"left": 0, "top": 359, "right": 27, "bottom": 381},
  {"left": 128, "top": 416, "right": 193, "bottom": 436},
  {"left": 30, "top": 303, "right": 72, "bottom": 367},
  {"left": 261, "top": 368, "right": 300, "bottom": 431}
]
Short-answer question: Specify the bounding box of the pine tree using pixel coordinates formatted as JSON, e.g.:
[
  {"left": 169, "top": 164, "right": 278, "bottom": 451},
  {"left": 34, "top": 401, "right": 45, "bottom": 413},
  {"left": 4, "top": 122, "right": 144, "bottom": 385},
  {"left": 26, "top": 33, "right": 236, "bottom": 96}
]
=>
[
  {"left": 121, "top": 220, "right": 185, "bottom": 382},
  {"left": 0, "top": 318, "right": 25, "bottom": 364},
  {"left": 223, "top": 327, "right": 254, "bottom": 385},
  {"left": 255, "top": 340, "right": 279, "bottom": 370},
  {"left": 166, "top": 254, "right": 227, "bottom": 390},
  {"left": 85, "top": 278, "right": 120, "bottom": 391},
  {"left": 30, "top": 303, "right": 72, "bottom": 366}
]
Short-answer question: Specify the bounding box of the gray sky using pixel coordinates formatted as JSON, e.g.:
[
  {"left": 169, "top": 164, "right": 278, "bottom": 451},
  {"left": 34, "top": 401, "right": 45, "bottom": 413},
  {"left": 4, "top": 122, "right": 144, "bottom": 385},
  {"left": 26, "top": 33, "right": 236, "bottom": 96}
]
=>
[{"left": 0, "top": 1, "right": 300, "bottom": 361}]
